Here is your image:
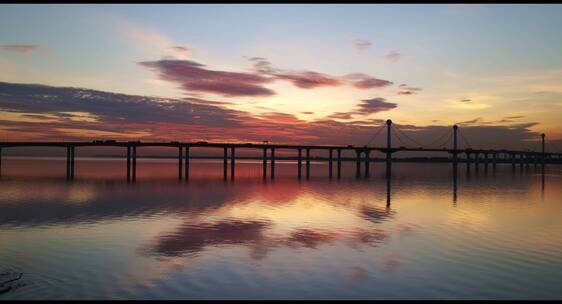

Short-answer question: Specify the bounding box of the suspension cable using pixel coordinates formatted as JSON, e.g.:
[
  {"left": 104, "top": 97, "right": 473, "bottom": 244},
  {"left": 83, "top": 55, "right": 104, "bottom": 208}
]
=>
[
  {"left": 365, "top": 124, "right": 385, "bottom": 146},
  {"left": 393, "top": 124, "right": 424, "bottom": 147},
  {"left": 457, "top": 129, "right": 472, "bottom": 149},
  {"left": 426, "top": 128, "right": 452, "bottom": 148},
  {"left": 391, "top": 127, "right": 409, "bottom": 147}
]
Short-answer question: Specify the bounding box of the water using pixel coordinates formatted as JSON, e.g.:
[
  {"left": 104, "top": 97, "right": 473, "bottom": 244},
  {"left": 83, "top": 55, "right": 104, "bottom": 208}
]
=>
[{"left": 0, "top": 157, "right": 561, "bottom": 299}]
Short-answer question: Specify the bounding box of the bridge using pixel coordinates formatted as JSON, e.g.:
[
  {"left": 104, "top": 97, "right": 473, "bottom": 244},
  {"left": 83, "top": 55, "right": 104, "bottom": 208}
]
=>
[{"left": 0, "top": 120, "right": 560, "bottom": 181}]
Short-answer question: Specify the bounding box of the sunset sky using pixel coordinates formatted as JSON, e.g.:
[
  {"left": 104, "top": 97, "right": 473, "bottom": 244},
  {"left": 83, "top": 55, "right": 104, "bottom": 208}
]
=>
[{"left": 1, "top": 4, "right": 562, "bottom": 151}]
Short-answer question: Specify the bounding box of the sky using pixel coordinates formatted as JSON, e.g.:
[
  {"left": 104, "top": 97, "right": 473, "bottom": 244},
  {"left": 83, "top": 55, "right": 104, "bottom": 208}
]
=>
[{"left": 1, "top": 4, "right": 562, "bottom": 152}]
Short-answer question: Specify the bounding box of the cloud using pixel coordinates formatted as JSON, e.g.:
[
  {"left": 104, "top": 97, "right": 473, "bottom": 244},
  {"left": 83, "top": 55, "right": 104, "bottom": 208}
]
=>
[
  {"left": 249, "top": 57, "right": 342, "bottom": 89},
  {"left": 274, "top": 71, "right": 342, "bottom": 89},
  {"left": 397, "top": 84, "right": 422, "bottom": 95},
  {"left": 1, "top": 45, "right": 40, "bottom": 54},
  {"left": 325, "top": 98, "right": 396, "bottom": 121},
  {"left": 0, "top": 82, "right": 549, "bottom": 151},
  {"left": 459, "top": 98, "right": 472, "bottom": 103},
  {"left": 384, "top": 50, "right": 402, "bottom": 63},
  {"left": 171, "top": 46, "right": 188, "bottom": 52},
  {"left": 249, "top": 57, "right": 393, "bottom": 90},
  {"left": 138, "top": 59, "right": 276, "bottom": 97},
  {"left": 327, "top": 112, "right": 354, "bottom": 120},
  {"left": 343, "top": 73, "right": 394, "bottom": 89},
  {"left": 355, "top": 98, "right": 398, "bottom": 115},
  {"left": 352, "top": 38, "right": 372, "bottom": 50}
]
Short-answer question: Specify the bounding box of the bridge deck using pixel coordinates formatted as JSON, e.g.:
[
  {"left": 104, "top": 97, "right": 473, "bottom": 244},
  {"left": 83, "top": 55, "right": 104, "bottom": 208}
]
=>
[{"left": 0, "top": 141, "right": 560, "bottom": 156}]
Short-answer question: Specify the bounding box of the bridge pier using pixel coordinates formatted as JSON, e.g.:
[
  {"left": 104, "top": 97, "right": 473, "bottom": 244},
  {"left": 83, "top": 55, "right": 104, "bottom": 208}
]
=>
[
  {"left": 511, "top": 153, "right": 515, "bottom": 169},
  {"left": 72, "top": 146, "right": 75, "bottom": 179},
  {"left": 271, "top": 147, "right": 275, "bottom": 179},
  {"left": 178, "top": 146, "right": 183, "bottom": 181},
  {"left": 386, "top": 119, "right": 392, "bottom": 168},
  {"left": 355, "top": 150, "right": 361, "bottom": 178},
  {"left": 297, "top": 148, "right": 301, "bottom": 179},
  {"left": 465, "top": 152, "right": 471, "bottom": 172},
  {"left": 364, "top": 149, "right": 370, "bottom": 178},
  {"left": 132, "top": 146, "right": 137, "bottom": 181},
  {"left": 484, "top": 153, "right": 489, "bottom": 173},
  {"left": 475, "top": 153, "right": 479, "bottom": 173},
  {"left": 223, "top": 147, "right": 227, "bottom": 180},
  {"left": 0, "top": 147, "right": 2, "bottom": 177},
  {"left": 230, "top": 147, "right": 235, "bottom": 180},
  {"left": 329, "top": 149, "right": 333, "bottom": 179},
  {"left": 263, "top": 148, "right": 267, "bottom": 180},
  {"left": 66, "top": 146, "right": 75, "bottom": 180},
  {"left": 66, "top": 146, "right": 71, "bottom": 180},
  {"left": 493, "top": 153, "right": 497, "bottom": 171},
  {"left": 337, "top": 149, "right": 342, "bottom": 179},
  {"left": 185, "top": 146, "right": 190, "bottom": 181},
  {"left": 306, "top": 148, "right": 310, "bottom": 179},
  {"left": 452, "top": 125, "right": 458, "bottom": 165},
  {"left": 127, "top": 146, "right": 131, "bottom": 181}
]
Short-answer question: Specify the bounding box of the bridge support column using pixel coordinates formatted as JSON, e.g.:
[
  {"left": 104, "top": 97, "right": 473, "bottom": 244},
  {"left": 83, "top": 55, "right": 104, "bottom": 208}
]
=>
[
  {"left": 297, "top": 148, "right": 302, "bottom": 179},
  {"left": 66, "top": 146, "right": 71, "bottom": 180},
  {"left": 263, "top": 148, "right": 267, "bottom": 180},
  {"left": 223, "top": 147, "right": 227, "bottom": 180},
  {"left": 306, "top": 148, "right": 310, "bottom": 179},
  {"left": 484, "top": 153, "right": 489, "bottom": 173},
  {"left": 364, "top": 149, "right": 370, "bottom": 178},
  {"left": 178, "top": 146, "right": 183, "bottom": 181},
  {"left": 0, "top": 147, "right": 2, "bottom": 178},
  {"left": 132, "top": 146, "right": 137, "bottom": 181},
  {"left": 71, "top": 146, "right": 75, "bottom": 180},
  {"left": 386, "top": 119, "right": 392, "bottom": 168},
  {"left": 541, "top": 133, "right": 545, "bottom": 164},
  {"left": 355, "top": 150, "right": 361, "bottom": 179},
  {"left": 230, "top": 147, "right": 235, "bottom": 180},
  {"left": 337, "top": 149, "right": 342, "bottom": 179},
  {"left": 185, "top": 146, "right": 190, "bottom": 181},
  {"left": 453, "top": 125, "right": 458, "bottom": 165},
  {"left": 493, "top": 153, "right": 497, "bottom": 171},
  {"left": 329, "top": 149, "right": 333, "bottom": 179},
  {"left": 271, "top": 147, "right": 275, "bottom": 179},
  {"left": 475, "top": 153, "right": 479, "bottom": 173},
  {"left": 127, "top": 146, "right": 131, "bottom": 181},
  {"left": 511, "top": 153, "right": 515, "bottom": 169}
]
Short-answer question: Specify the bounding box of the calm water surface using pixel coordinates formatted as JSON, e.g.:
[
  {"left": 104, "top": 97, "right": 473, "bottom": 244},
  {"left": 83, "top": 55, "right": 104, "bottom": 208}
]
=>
[{"left": 0, "top": 157, "right": 561, "bottom": 299}]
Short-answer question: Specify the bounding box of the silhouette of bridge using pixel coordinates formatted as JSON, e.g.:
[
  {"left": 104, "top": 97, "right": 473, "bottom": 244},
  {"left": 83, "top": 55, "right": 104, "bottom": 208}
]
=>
[{"left": 0, "top": 120, "right": 560, "bottom": 181}]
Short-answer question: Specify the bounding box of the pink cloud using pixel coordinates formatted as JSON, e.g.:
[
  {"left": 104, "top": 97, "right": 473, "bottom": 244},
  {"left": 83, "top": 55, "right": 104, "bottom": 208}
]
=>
[
  {"left": 274, "top": 71, "right": 343, "bottom": 89},
  {"left": 139, "top": 59, "right": 275, "bottom": 97},
  {"left": 1, "top": 45, "right": 40, "bottom": 54}
]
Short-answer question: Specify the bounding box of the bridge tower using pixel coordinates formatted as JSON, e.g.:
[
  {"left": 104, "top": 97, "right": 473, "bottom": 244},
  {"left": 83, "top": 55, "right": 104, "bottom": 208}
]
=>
[
  {"left": 386, "top": 119, "right": 392, "bottom": 164},
  {"left": 542, "top": 133, "right": 545, "bottom": 164},
  {"left": 453, "top": 125, "right": 458, "bottom": 164},
  {"left": 386, "top": 119, "right": 392, "bottom": 178}
]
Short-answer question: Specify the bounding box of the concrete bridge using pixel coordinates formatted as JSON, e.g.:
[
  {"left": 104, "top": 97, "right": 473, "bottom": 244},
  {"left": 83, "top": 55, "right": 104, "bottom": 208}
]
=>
[{"left": 1, "top": 120, "right": 560, "bottom": 181}]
